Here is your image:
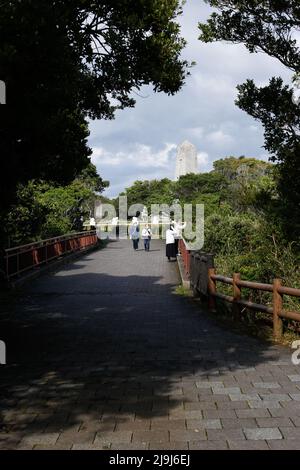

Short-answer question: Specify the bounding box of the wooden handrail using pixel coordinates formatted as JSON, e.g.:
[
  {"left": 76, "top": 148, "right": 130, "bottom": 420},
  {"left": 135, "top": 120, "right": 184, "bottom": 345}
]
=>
[
  {"left": 279, "top": 310, "right": 300, "bottom": 322},
  {"left": 207, "top": 268, "right": 300, "bottom": 340},
  {"left": 211, "top": 274, "right": 273, "bottom": 292},
  {"left": 214, "top": 292, "right": 234, "bottom": 303},
  {"left": 278, "top": 286, "right": 300, "bottom": 297},
  {"left": 212, "top": 274, "right": 233, "bottom": 285},
  {"left": 238, "top": 280, "right": 273, "bottom": 292},
  {"left": 237, "top": 299, "right": 273, "bottom": 315}
]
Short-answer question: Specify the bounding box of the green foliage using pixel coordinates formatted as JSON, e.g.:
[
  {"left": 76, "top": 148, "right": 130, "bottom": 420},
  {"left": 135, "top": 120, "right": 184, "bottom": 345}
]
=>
[
  {"left": 119, "top": 156, "right": 273, "bottom": 217},
  {"left": 121, "top": 156, "right": 300, "bottom": 324},
  {"left": 174, "top": 172, "right": 227, "bottom": 203},
  {"left": 120, "top": 171, "right": 230, "bottom": 215},
  {"left": 213, "top": 156, "right": 271, "bottom": 179},
  {"left": 4, "top": 165, "right": 107, "bottom": 246},
  {"left": 5, "top": 181, "right": 49, "bottom": 247},
  {"left": 0, "top": 0, "right": 190, "bottom": 245},
  {"left": 75, "top": 163, "right": 110, "bottom": 193},
  {"left": 203, "top": 202, "right": 300, "bottom": 320},
  {"left": 204, "top": 211, "right": 260, "bottom": 257},
  {"left": 199, "top": 1, "right": 300, "bottom": 71},
  {"left": 120, "top": 178, "right": 175, "bottom": 211},
  {"left": 199, "top": 1, "right": 300, "bottom": 231}
]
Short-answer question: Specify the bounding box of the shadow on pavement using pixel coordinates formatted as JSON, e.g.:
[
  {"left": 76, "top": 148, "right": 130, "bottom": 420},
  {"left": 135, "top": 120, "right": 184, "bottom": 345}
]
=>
[{"left": 0, "top": 241, "right": 290, "bottom": 449}]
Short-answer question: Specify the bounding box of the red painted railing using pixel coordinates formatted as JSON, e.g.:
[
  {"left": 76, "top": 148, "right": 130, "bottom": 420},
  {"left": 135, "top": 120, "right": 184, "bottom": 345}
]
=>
[
  {"left": 179, "top": 238, "right": 191, "bottom": 276},
  {"left": 4, "top": 231, "right": 98, "bottom": 280}
]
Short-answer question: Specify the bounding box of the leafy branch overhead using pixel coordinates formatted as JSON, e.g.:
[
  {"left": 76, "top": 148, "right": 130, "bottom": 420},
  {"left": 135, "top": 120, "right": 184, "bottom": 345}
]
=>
[
  {"left": 0, "top": 0, "right": 190, "bottom": 242},
  {"left": 199, "top": 0, "right": 300, "bottom": 71},
  {"left": 199, "top": 0, "right": 300, "bottom": 230}
]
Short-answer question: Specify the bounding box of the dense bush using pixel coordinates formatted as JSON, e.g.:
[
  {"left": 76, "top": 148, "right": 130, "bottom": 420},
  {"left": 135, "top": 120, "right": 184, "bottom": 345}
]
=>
[
  {"left": 4, "top": 164, "right": 106, "bottom": 247},
  {"left": 121, "top": 156, "right": 300, "bottom": 335}
]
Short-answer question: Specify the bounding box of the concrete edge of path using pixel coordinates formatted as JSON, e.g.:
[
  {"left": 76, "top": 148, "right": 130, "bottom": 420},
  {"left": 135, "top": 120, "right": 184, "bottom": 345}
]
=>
[{"left": 177, "top": 255, "right": 190, "bottom": 289}]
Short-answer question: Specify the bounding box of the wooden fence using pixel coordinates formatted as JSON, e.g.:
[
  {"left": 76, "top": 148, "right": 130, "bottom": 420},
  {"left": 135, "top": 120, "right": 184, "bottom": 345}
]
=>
[
  {"left": 208, "top": 269, "right": 300, "bottom": 340},
  {"left": 179, "top": 237, "right": 300, "bottom": 340}
]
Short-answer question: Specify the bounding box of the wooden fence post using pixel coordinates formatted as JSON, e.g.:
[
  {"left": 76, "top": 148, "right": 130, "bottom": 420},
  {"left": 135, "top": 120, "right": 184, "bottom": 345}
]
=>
[
  {"left": 208, "top": 268, "right": 217, "bottom": 312},
  {"left": 232, "top": 273, "right": 241, "bottom": 318},
  {"left": 273, "top": 278, "right": 283, "bottom": 340}
]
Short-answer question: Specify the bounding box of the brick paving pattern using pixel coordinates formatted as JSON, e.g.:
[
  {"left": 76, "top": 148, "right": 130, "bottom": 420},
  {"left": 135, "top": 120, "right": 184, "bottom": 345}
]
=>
[{"left": 1, "top": 239, "right": 300, "bottom": 450}]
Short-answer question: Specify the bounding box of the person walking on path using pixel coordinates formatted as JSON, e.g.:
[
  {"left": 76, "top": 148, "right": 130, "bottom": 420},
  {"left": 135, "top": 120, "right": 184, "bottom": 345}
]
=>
[
  {"left": 129, "top": 217, "right": 140, "bottom": 251},
  {"left": 165, "top": 224, "right": 177, "bottom": 261},
  {"left": 142, "top": 225, "right": 152, "bottom": 252}
]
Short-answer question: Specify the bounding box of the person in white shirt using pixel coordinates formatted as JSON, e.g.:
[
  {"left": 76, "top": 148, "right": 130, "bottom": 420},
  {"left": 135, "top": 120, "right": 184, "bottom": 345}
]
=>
[
  {"left": 142, "top": 225, "right": 152, "bottom": 251},
  {"left": 165, "top": 225, "right": 177, "bottom": 261}
]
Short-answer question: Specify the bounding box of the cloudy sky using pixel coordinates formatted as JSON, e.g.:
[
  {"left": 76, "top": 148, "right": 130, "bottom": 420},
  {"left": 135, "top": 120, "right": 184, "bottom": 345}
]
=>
[{"left": 89, "top": 0, "right": 292, "bottom": 197}]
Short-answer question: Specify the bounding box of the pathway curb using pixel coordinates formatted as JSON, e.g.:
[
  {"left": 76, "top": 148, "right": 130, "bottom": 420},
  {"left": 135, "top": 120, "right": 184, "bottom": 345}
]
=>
[{"left": 177, "top": 254, "right": 190, "bottom": 289}]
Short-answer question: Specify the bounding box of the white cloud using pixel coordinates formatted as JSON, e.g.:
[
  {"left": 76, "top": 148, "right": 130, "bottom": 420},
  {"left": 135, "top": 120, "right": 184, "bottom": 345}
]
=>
[
  {"left": 206, "top": 130, "right": 235, "bottom": 148},
  {"left": 92, "top": 147, "right": 122, "bottom": 166},
  {"left": 193, "top": 73, "right": 237, "bottom": 101},
  {"left": 92, "top": 143, "right": 177, "bottom": 170},
  {"left": 128, "top": 143, "right": 177, "bottom": 168},
  {"left": 186, "top": 126, "right": 204, "bottom": 139},
  {"left": 197, "top": 151, "right": 211, "bottom": 172},
  {"left": 249, "top": 125, "right": 259, "bottom": 132},
  {"left": 91, "top": 143, "right": 179, "bottom": 195},
  {"left": 197, "top": 151, "right": 209, "bottom": 165}
]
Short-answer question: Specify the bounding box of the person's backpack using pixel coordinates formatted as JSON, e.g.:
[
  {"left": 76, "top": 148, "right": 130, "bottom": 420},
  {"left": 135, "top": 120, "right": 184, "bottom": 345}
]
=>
[{"left": 142, "top": 228, "right": 150, "bottom": 238}]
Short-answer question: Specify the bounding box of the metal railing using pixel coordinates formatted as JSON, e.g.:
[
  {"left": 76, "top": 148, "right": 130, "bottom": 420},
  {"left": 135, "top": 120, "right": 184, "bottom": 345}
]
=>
[{"left": 4, "top": 231, "right": 98, "bottom": 280}]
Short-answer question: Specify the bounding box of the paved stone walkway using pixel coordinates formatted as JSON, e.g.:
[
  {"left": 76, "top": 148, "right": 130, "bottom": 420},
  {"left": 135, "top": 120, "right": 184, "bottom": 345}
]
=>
[{"left": 1, "top": 239, "right": 300, "bottom": 450}]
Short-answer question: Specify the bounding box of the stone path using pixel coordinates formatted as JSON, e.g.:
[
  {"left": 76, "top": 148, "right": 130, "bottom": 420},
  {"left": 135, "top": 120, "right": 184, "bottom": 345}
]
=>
[{"left": 1, "top": 239, "right": 300, "bottom": 450}]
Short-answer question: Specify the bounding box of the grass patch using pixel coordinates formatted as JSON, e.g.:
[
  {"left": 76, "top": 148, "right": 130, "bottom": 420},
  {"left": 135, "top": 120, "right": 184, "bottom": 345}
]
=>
[{"left": 174, "top": 285, "right": 193, "bottom": 297}]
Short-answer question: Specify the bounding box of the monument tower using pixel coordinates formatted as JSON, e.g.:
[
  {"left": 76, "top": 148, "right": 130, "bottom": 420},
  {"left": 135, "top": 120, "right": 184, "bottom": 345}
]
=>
[{"left": 175, "top": 141, "right": 198, "bottom": 180}]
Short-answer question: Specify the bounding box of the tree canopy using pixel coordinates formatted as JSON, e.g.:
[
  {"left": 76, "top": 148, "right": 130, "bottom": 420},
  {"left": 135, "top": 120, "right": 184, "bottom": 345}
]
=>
[
  {"left": 199, "top": 0, "right": 300, "bottom": 232},
  {"left": 0, "top": 0, "right": 189, "bottom": 218},
  {"left": 119, "top": 178, "right": 175, "bottom": 210},
  {"left": 4, "top": 163, "right": 107, "bottom": 247},
  {"left": 119, "top": 157, "right": 300, "bottom": 321},
  {"left": 117, "top": 157, "right": 271, "bottom": 216},
  {"left": 199, "top": 1, "right": 300, "bottom": 72}
]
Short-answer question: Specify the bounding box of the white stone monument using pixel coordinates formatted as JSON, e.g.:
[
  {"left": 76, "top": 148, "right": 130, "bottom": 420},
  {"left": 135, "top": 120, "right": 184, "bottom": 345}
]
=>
[{"left": 175, "top": 141, "right": 198, "bottom": 180}]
